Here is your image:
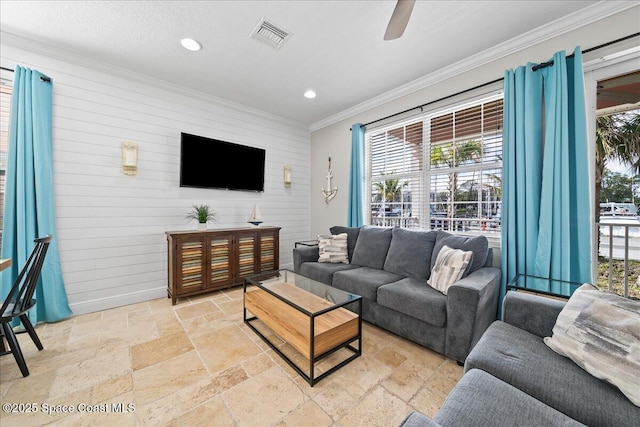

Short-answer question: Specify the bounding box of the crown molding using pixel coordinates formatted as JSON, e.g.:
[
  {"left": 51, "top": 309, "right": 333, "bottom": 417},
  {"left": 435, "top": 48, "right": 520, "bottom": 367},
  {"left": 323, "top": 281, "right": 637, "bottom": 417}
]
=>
[
  {"left": 0, "top": 31, "right": 309, "bottom": 132},
  {"left": 2, "top": 1, "right": 635, "bottom": 135},
  {"left": 310, "top": 1, "right": 638, "bottom": 132}
]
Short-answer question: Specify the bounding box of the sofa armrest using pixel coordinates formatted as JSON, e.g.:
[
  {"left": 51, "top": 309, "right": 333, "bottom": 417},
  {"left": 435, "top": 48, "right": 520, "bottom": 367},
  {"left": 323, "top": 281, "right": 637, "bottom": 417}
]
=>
[
  {"left": 293, "top": 245, "right": 319, "bottom": 273},
  {"left": 502, "top": 291, "right": 565, "bottom": 338},
  {"left": 445, "top": 267, "right": 501, "bottom": 363}
]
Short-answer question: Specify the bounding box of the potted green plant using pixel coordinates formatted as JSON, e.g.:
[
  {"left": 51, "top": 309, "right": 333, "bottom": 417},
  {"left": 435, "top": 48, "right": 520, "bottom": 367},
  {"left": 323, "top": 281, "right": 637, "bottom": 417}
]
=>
[{"left": 185, "top": 204, "right": 216, "bottom": 230}]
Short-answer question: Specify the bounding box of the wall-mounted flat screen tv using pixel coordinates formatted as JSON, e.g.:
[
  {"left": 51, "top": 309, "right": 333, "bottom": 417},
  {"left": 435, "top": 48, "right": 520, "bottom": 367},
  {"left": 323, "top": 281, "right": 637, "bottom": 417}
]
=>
[{"left": 180, "top": 132, "right": 265, "bottom": 192}]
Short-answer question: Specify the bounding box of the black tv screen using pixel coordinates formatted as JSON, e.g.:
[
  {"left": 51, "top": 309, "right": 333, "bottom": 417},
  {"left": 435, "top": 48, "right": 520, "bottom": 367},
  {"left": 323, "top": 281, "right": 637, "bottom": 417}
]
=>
[{"left": 180, "top": 132, "right": 265, "bottom": 192}]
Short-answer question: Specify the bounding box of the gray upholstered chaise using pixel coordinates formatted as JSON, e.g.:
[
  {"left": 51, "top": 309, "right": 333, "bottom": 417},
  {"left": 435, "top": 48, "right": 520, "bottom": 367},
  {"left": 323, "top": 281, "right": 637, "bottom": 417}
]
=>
[{"left": 401, "top": 291, "right": 640, "bottom": 427}]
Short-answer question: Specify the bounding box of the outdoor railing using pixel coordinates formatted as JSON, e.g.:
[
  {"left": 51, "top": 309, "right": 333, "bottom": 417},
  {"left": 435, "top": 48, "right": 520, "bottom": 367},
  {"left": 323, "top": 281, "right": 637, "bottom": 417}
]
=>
[
  {"left": 597, "top": 221, "right": 639, "bottom": 299},
  {"left": 369, "top": 216, "right": 503, "bottom": 234},
  {"left": 370, "top": 217, "right": 419, "bottom": 228}
]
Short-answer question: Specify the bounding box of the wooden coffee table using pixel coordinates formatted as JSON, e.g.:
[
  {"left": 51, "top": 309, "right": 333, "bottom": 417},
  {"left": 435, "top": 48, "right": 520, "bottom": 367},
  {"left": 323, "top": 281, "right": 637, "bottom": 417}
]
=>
[{"left": 243, "top": 269, "right": 362, "bottom": 386}]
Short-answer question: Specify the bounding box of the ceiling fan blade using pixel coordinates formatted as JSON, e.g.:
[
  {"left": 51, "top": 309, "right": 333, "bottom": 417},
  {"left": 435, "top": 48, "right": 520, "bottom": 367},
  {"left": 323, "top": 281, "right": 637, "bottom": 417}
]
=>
[{"left": 384, "top": 0, "right": 416, "bottom": 41}]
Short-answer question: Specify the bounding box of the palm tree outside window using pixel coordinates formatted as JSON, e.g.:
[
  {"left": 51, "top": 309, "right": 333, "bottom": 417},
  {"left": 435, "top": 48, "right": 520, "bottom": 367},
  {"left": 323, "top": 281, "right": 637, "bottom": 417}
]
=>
[
  {"left": 595, "top": 111, "right": 640, "bottom": 222},
  {"left": 365, "top": 95, "right": 503, "bottom": 234}
]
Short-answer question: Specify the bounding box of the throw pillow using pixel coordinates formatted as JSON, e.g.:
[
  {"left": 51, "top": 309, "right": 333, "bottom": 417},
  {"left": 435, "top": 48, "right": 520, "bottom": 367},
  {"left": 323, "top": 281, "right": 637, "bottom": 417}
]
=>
[
  {"left": 317, "top": 233, "right": 349, "bottom": 264},
  {"left": 430, "top": 231, "right": 488, "bottom": 277},
  {"left": 544, "top": 283, "right": 640, "bottom": 407},
  {"left": 427, "top": 245, "right": 473, "bottom": 295},
  {"left": 329, "top": 225, "right": 360, "bottom": 262}
]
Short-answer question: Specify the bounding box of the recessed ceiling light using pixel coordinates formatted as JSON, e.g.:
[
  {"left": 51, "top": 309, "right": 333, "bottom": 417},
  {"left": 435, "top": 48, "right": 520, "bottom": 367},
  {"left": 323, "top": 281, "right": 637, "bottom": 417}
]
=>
[
  {"left": 180, "top": 38, "right": 202, "bottom": 51},
  {"left": 304, "top": 90, "right": 316, "bottom": 99}
]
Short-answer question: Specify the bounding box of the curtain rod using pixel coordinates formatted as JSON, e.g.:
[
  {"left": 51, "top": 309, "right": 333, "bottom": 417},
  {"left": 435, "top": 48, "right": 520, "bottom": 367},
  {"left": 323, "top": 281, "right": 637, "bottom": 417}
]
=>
[
  {"left": 0, "top": 66, "right": 51, "bottom": 83},
  {"left": 352, "top": 32, "right": 640, "bottom": 130}
]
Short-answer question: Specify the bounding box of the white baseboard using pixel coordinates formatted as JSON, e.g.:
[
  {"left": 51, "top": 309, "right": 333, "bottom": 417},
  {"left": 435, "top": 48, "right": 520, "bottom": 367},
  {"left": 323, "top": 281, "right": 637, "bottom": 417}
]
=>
[
  {"left": 68, "top": 266, "right": 296, "bottom": 316},
  {"left": 68, "top": 287, "right": 167, "bottom": 316}
]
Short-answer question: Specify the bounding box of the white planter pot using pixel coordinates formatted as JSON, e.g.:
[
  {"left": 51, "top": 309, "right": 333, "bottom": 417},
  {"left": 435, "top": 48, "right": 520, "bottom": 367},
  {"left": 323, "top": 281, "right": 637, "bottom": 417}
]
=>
[{"left": 198, "top": 223, "right": 207, "bottom": 231}]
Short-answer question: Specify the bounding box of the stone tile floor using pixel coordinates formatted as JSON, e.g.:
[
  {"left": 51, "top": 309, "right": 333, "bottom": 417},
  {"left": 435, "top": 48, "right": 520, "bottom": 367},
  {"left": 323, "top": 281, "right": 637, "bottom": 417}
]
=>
[{"left": 0, "top": 287, "right": 462, "bottom": 426}]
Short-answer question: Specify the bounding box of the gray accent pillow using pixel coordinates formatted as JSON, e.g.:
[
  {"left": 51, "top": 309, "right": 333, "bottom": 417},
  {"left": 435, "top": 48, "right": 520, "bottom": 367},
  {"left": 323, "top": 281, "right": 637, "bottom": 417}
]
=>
[
  {"left": 329, "top": 225, "right": 360, "bottom": 262},
  {"left": 544, "top": 283, "right": 640, "bottom": 407},
  {"left": 383, "top": 227, "right": 437, "bottom": 280},
  {"left": 430, "top": 231, "right": 488, "bottom": 276},
  {"left": 350, "top": 226, "right": 392, "bottom": 269}
]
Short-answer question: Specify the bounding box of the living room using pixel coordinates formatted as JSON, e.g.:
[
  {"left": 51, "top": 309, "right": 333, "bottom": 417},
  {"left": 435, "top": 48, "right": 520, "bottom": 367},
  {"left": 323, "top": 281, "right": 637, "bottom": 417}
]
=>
[{"left": 0, "top": 1, "right": 639, "bottom": 426}]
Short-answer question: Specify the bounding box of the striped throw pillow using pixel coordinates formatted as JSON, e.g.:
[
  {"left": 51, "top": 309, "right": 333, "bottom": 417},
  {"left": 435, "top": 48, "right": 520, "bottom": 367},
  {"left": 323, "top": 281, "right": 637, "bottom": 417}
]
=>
[
  {"left": 544, "top": 283, "right": 640, "bottom": 406},
  {"left": 427, "top": 245, "right": 473, "bottom": 295},
  {"left": 317, "top": 233, "right": 349, "bottom": 264}
]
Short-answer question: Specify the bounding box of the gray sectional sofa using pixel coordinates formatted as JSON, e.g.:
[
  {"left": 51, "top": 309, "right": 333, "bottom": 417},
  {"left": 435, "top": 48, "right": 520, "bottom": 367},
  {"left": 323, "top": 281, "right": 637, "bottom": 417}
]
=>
[
  {"left": 293, "top": 225, "right": 501, "bottom": 363},
  {"left": 401, "top": 291, "right": 640, "bottom": 427}
]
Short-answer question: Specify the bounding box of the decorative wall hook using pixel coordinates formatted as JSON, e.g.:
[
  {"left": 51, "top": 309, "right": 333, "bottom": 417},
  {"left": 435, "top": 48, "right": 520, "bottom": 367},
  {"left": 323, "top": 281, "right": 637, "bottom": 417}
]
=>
[{"left": 321, "top": 157, "right": 338, "bottom": 204}]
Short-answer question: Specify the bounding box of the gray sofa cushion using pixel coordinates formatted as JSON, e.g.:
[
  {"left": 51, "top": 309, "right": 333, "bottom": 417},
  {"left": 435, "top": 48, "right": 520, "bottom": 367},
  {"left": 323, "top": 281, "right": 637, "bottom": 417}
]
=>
[
  {"left": 466, "top": 321, "right": 640, "bottom": 427},
  {"left": 365, "top": 301, "right": 446, "bottom": 355},
  {"left": 377, "top": 277, "right": 447, "bottom": 327},
  {"left": 433, "top": 369, "right": 586, "bottom": 427},
  {"left": 383, "top": 228, "right": 437, "bottom": 280},
  {"left": 298, "top": 262, "right": 360, "bottom": 286},
  {"left": 430, "top": 231, "right": 488, "bottom": 275},
  {"left": 332, "top": 267, "right": 403, "bottom": 301},
  {"left": 329, "top": 225, "right": 360, "bottom": 262},
  {"left": 350, "top": 226, "right": 392, "bottom": 269}
]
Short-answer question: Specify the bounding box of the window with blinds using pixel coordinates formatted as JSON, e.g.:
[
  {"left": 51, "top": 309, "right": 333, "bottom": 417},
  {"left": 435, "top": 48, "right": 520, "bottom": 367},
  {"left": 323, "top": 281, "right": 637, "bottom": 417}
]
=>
[
  {"left": 365, "top": 95, "right": 503, "bottom": 234},
  {"left": 0, "top": 77, "right": 12, "bottom": 248}
]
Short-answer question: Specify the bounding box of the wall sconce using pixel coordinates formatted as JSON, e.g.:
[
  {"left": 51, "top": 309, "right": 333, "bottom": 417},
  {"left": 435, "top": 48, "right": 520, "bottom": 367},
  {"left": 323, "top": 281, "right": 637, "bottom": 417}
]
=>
[
  {"left": 283, "top": 165, "right": 292, "bottom": 188},
  {"left": 122, "top": 141, "right": 137, "bottom": 175},
  {"left": 321, "top": 156, "right": 337, "bottom": 204}
]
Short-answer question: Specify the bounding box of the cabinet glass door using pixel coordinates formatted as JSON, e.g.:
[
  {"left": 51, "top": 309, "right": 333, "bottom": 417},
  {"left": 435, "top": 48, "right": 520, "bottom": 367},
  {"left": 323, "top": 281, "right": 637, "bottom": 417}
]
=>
[
  {"left": 237, "top": 234, "right": 257, "bottom": 277},
  {"left": 178, "top": 238, "right": 206, "bottom": 292},
  {"left": 210, "top": 236, "right": 232, "bottom": 286},
  {"left": 260, "top": 233, "right": 276, "bottom": 272}
]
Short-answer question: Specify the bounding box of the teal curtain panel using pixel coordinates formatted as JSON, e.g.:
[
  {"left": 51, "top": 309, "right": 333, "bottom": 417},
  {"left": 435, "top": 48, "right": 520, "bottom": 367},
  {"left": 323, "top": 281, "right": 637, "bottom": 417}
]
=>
[
  {"left": 348, "top": 123, "right": 365, "bottom": 227},
  {"left": 1, "top": 65, "right": 72, "bottom": 324},
  {"left": 500, "top": 47, "right": 591, "bottom": 310},
  {"left": 533, "top": 49, "right": 591, "bottom": 290}
]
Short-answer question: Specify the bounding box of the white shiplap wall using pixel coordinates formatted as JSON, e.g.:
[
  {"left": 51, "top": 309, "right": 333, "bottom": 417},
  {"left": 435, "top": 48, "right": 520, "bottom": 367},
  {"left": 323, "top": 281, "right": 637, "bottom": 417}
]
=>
[{"left": 1, "top": 43, "right": 311, "bottom": 315}]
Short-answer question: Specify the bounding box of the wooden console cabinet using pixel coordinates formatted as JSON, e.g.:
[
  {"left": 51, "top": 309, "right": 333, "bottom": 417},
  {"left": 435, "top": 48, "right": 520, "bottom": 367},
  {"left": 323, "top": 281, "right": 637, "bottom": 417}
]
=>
[{"left": 166, "top": 226, "right": 280, "bottom": 305}]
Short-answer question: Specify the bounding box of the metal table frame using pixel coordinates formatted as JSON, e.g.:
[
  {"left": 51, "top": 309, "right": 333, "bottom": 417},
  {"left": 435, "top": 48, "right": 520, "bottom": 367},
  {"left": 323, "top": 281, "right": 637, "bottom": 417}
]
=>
[{"left": 243, "top": 270, "right": 362, "bottom": 386}]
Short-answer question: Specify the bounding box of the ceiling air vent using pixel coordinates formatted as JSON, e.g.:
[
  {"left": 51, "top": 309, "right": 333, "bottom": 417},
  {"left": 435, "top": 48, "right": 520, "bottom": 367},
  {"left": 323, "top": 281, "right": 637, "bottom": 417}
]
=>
[{"left": 250, "top": 18, "right": 290, "bottom": 50}]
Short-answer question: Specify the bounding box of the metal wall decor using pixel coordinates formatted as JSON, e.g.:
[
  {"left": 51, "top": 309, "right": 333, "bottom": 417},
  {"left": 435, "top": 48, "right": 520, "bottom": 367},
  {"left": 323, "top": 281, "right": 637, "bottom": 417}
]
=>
[{"left": 321, "top": 157, "right": 338, "bottom": 204}]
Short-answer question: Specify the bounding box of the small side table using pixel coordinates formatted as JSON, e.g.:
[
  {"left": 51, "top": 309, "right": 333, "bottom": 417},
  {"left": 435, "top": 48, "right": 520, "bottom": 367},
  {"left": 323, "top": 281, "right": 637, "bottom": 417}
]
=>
[
  {"left": 295, "top": 240, "right": 318, "bottom": 248},
  {"left": 507, "top": 274, "right": 583, "bottom": 299}
]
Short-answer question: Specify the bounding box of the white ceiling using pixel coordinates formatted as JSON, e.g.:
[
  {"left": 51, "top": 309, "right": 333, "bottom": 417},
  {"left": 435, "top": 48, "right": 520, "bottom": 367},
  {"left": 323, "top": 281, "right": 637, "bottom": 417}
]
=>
[{"left": 0, "top": 1, "right": 629, "bottom": 128}]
